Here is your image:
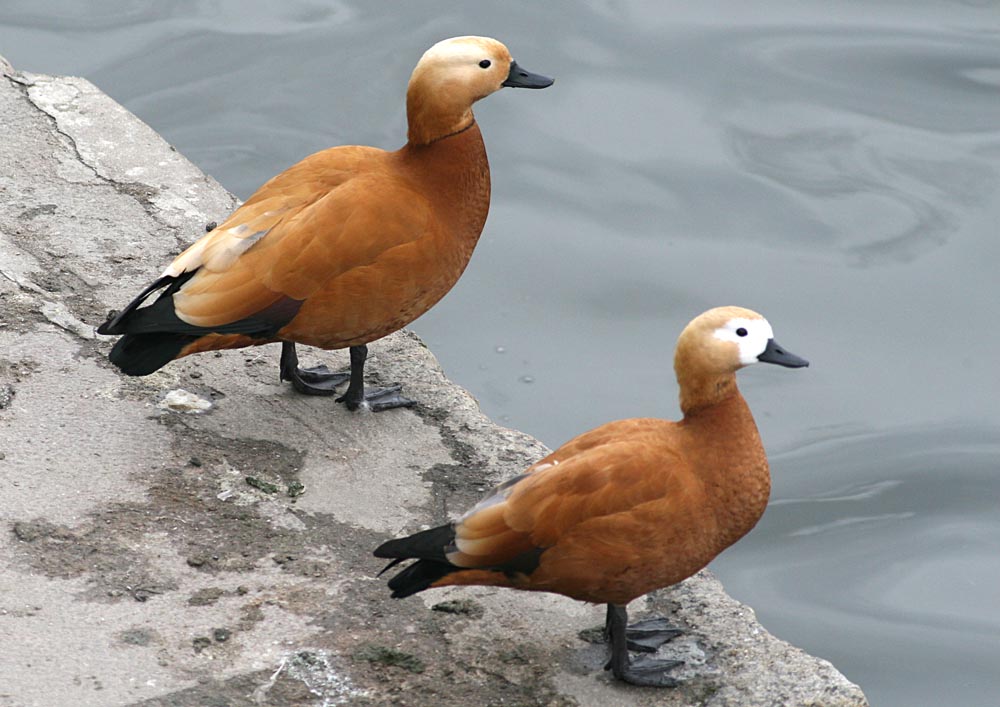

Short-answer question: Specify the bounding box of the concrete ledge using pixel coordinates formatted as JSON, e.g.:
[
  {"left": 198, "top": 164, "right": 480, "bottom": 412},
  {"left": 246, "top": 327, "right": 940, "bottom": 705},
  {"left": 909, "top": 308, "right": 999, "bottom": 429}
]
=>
[{"left": 0, "top": 56, "right": 868, "bottom": 707}]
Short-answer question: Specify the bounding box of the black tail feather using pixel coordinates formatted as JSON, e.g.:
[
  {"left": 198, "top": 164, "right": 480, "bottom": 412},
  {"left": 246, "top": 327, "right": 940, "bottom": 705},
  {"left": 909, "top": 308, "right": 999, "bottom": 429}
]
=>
[
  {"left": 385, "top": 559, "right": 458, "bottom": 599},
  {"left": 98, "top": 268, "right": 303, "bottom": 376},
  {"left": 374, "top": 524, "right": 460, "bottom": 599},
  {"left": 98, "top": 274, "right": 189, "bottom": 335},
  {"left": 375, "top": 556, "right": 406, "bottom": 578},
  {"left": 108, "top": 332, "right": 198, "bottom": 376},
  {"left": 374, "top": 524, "right": 455, "bottom": 562},
  {"left": 100, "top": 272, "right": 201, "bottom": 376},
  {"left": 375, "top": 523, "right": 547, "bottom": 599}
]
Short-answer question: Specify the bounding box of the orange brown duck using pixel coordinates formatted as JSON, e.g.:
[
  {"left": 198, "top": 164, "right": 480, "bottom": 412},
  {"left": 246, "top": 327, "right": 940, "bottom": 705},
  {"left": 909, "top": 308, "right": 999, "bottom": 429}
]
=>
[
  {"left": 375, "top": 306, "right": 808, "bottom": 686},
  {"left": 97, "top": 36, "right": 553, "bottom": 411}
]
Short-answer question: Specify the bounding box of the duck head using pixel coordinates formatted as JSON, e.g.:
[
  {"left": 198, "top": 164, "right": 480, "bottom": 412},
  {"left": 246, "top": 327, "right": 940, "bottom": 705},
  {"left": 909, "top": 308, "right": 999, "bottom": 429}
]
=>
[
  {"left": 674, "top": 306, "right": 808, "bottom": 413},
  {"left": 407, "top": 36, "right": 553, "bottom": 145}
]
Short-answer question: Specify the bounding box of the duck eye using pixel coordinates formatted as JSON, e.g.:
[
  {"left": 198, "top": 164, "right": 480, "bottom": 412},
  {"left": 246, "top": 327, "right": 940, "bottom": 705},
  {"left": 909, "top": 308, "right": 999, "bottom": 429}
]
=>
[
  {"left": 479, "top": 59, "right": 491, "bottom": 69},
  {"left": 736, "top": 327, "right": 748, "bottom": 337}
]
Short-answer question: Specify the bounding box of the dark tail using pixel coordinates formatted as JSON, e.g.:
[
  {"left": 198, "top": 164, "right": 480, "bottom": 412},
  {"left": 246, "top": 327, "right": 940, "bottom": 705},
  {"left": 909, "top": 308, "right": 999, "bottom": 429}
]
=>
[
  {"left": 374, "top": 524, "right": 460, "bottom": 599},
  {"left": 108, "top": 332, "right": 198, "bottom": 376},
  {"left": 98, "top": 272, "right": 199, "bottom": 376},
  {"left": 98, "top": 269, "right": 300, "bottom": 376},
  {"left": 98, "top": 275, "right": 184, "bottom": 336},
  {"left": 384, "top": 560, "right": 458, "bottom": 599}
]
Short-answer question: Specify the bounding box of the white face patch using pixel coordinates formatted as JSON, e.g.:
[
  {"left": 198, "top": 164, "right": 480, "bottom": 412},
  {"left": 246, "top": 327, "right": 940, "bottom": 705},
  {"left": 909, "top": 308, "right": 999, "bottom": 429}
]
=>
[{"left": 713, "top": 317, "right": 774, "bottom": 366}]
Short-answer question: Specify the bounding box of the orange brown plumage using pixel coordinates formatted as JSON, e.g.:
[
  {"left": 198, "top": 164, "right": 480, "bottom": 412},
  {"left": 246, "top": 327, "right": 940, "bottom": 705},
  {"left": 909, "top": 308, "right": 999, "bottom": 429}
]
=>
[
  {"left": 97, "top": 36, "right": 552, "bottom": 410},
  {"left": 375, "top": 306, "right": 809, "bottom": 686}
]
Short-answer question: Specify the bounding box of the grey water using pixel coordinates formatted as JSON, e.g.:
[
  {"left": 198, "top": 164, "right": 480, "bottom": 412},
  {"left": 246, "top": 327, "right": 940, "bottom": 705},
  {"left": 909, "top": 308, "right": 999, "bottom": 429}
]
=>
[{"left": 2, "top": 2, "right": 999, "bottom": 705}]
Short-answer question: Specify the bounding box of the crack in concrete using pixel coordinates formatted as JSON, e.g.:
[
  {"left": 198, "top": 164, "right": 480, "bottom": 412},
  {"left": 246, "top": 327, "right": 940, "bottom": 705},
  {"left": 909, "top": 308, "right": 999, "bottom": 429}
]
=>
[
  {"left": 39, "top": 300, "right": 95, "bottom": 340},
  {"left": 0, "top": 72, "right": 204, "bottom": 349},
  {"left": 14, "top": 77, "right": 106, "bottom": 183},
  {"left": 7, "top": 73, "right": 189, "bottom": 255}
]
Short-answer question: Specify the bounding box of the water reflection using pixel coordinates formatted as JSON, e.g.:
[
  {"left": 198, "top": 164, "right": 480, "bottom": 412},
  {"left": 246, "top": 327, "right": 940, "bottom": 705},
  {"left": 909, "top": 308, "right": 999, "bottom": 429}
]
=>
[
  {"left": 726, "top": 111, "right": 995, "bottom": 264},
  {"left": 713, "top": 425, "right": 1000, "bottom": 707},
  {"left": 719, "top": 32, "right": 1000, "bottom": 265},
  {"left": 748, "top": 33, "right": 1000, "bottom": 132}
]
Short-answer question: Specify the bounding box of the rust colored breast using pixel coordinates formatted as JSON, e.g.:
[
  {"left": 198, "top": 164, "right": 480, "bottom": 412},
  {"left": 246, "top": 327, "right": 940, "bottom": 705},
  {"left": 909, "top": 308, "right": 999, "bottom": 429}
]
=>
[
  {"left": 517, "top": 395, "right": 770, "bottom": 606},
  {"left": 396, "top": 122, "right": 492, "bottom": 261},
  {"left": 278, "top": 124, "right": 491, "bottom": 350}
]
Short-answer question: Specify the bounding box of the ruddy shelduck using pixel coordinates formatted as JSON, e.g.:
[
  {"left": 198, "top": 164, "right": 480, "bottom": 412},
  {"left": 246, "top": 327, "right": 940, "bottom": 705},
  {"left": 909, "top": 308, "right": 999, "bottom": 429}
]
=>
[
  {"left": 97, "top": 36, "right": 553, "bottom": 411},
  {"left": 375, "top": 306, "right": 808, "bottom": 686}
]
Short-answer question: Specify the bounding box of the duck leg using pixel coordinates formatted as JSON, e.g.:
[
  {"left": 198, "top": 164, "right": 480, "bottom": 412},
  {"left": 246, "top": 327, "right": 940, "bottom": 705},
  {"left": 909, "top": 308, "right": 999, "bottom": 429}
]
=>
[
  {"left": 604, "top": 604, "right": 682, "bottom": 687},
  {"left": 602, "top": 603, "right": 683, "bottom": 653},
  {"left": 280, "top": 342, "right": 350, "bottom": 394},
  {"left": 335, "top": 344, "right": 415, "bottom": 412}
]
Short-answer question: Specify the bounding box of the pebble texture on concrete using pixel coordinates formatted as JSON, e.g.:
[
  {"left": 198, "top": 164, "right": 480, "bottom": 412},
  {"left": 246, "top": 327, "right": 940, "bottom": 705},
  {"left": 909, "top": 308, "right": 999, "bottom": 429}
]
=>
[{"left": 0, "top": 56, "right": 868, "bottom": 707}]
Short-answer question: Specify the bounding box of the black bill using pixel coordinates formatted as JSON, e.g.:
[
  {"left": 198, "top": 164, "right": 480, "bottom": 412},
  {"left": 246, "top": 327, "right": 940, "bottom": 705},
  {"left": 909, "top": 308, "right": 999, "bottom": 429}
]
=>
[
  {"left": 502, "top": 60, "right": 554, "bottom": 89},
  {"left": 758, "top": 338, "right": 809, "bottom": 368}
]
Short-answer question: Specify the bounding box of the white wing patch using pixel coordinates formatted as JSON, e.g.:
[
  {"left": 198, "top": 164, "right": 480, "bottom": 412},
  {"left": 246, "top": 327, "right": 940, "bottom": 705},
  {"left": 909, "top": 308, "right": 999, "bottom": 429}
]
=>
[
  {"left": 454, "top": 456, "right": 559, "bottom": 525},
  {"left": 162, "top": 211, "right": 282, "bottom": 278}
]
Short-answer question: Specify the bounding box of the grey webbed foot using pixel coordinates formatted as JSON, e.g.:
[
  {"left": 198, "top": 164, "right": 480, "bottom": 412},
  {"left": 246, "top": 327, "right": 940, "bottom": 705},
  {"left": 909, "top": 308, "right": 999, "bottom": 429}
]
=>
[
  {"left": 612, "top": 655, "right": 683, "bottom": 687},
  {"left": 335, "top": 344, "right": 413, "bottom": 412},
  {"left": 604, "top": 604, "right": 684, "bottom": 687},
  {"left": 337, "top": 383, "right": 414, "bottom": 412},
  {"left": 280, "top": 342, "right": 414, "bottom": 411},
  {"left": 624, "top": 617, "right": 683, "bottom": 653},
  {"left": 280, "top": 343, "right": 350, "bottom": 395}
]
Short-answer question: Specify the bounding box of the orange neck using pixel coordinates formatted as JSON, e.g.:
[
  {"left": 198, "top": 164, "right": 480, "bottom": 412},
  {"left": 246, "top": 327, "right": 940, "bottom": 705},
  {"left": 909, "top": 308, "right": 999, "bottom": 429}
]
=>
[
  {"left": 396, "top": 122, "right": 491, "bottom": 248},
  {"left": 406, "top": 80, "right": 477, "bottom": 146},
  {"left": 677, "top": 368, "right": 738, "bottom": 417},
  {"left": 679, "top": 389, "right": 771, "bottom": 544}
]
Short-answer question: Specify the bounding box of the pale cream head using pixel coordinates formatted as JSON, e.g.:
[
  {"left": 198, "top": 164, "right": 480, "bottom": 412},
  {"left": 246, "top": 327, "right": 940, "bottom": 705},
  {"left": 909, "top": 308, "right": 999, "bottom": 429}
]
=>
[
  {"left": 406, "top": 36, "right": 514, "bottom": 144},
  {"left": 413, "top": 36, "right": 514, "bottom": 97},
  {"left": 675, "top": 306, "right": 771, "bottom": 377}
]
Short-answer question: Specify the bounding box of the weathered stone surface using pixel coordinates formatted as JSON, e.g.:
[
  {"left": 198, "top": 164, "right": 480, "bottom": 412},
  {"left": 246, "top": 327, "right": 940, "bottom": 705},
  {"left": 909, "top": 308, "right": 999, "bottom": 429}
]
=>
[{"left": 0, "top": 56, "right": 868, "bottom": 707}]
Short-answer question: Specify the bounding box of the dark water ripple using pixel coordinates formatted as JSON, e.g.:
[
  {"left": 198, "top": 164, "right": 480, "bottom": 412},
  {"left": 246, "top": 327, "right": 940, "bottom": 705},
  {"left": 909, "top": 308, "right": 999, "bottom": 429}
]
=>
[
  {"left": 713, "top": 426, "right": 1000, "bottom": 707},
  {"left": 718, "top": 31, "right": 1000, "bottom": 265}
]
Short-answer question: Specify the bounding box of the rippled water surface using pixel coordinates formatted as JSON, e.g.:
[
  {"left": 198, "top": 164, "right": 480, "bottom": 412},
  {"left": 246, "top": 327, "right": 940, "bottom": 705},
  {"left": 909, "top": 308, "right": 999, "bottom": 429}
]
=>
[{"left": 2, "top": 3, "right": 999, "bottom": 706}]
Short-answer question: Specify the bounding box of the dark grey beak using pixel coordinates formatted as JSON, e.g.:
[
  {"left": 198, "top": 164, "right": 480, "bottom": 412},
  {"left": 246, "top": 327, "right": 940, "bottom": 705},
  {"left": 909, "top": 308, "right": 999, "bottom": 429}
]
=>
[
  {"left": 757, "top": 339, "right": 809, "bottom": 368},
  {"left": 502, "top": 60, "right": 554, "bottom": 89}
]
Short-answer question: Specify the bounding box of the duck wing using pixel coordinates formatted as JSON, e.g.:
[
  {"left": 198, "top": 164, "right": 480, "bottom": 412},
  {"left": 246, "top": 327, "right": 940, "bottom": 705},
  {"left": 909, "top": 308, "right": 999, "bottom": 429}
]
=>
[
  {"left": 447, "top": 419, "right": 690, "bottom": 569},
  {"left": 100, "top": 146, "right": 433, "bottom": 336}
]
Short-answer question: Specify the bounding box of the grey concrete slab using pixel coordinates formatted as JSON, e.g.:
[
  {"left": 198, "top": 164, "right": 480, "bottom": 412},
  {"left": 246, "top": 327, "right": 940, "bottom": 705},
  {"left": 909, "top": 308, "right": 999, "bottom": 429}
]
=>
[{"left": 0, "top": 56, "right": 868, "bottom": 707}]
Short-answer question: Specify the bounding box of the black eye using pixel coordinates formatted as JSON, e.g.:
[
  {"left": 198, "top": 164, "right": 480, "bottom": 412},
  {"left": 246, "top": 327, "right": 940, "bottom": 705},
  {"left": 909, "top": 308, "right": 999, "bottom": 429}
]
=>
[
  {"left": 736, "top": 327, "right": 748, "bottom": 337},
  {"left": 479, "top": 59, "right": 491, "bottom": 69}
]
